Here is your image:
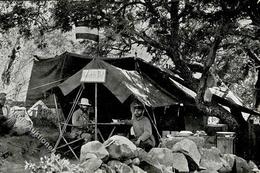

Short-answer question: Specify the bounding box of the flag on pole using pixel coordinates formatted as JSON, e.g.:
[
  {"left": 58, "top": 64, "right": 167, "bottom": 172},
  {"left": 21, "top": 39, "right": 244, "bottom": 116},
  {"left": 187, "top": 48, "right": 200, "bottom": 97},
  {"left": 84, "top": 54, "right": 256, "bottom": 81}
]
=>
[{"left": 75, "top": 26, "right": 99, "bottom": 42}]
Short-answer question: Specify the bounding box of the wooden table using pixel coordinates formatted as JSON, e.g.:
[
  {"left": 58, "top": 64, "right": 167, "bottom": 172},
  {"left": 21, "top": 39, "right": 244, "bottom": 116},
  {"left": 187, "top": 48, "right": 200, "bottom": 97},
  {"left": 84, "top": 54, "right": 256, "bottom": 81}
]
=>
[
  {"left": 62, "top": 122, "right": 131, "bottom": 142},
  {"left": 88, "top": 122, "right": 131, "bottom": 142}
]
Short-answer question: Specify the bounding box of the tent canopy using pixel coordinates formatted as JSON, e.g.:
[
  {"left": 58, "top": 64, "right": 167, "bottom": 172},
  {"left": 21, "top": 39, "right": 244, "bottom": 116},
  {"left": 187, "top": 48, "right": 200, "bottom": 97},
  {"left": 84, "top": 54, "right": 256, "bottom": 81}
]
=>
[
  {"left": 58, "top": 58, "right": 177, "bottom": 107},
  {"left": 26, "top": 52, "right": 260, "bottom": 118}
]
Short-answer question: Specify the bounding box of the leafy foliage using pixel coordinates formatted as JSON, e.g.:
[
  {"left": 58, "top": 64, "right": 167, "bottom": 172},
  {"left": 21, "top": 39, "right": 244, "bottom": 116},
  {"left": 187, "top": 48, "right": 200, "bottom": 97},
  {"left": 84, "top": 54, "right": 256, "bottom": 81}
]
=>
[
  {"left": 0, "top": 0, "right": 260, "bottom": 127},
  {"left": 25, "top": 153, "right": 89, "bottom": 173}
]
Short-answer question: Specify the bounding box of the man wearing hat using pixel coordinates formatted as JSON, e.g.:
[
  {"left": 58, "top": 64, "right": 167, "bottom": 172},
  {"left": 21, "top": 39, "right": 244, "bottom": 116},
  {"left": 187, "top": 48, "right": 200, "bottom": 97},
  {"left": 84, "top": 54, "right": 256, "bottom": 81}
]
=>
[
  {"left": 129, "top": 100, "right": 155, "bottom": 151},
  {"left": 71, "top": 98, "right": 93, "bottom": 142}
]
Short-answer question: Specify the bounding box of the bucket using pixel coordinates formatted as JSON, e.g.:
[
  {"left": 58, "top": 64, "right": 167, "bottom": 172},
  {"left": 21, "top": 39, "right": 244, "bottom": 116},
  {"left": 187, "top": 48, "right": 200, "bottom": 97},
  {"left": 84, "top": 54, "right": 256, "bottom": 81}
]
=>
[{"left": 216, "top": 132, "right": 235, "bottom": 154}]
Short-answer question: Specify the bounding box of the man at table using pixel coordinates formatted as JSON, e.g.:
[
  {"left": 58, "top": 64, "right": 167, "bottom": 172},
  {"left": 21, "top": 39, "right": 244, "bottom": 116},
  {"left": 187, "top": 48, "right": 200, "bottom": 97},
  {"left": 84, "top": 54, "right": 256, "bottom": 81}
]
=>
[
  {"left": 71, "top": 98, "right": 93, "bottom": 142},
  {"left": 128, "top": 101, "right": 155, "bottom": 152}
]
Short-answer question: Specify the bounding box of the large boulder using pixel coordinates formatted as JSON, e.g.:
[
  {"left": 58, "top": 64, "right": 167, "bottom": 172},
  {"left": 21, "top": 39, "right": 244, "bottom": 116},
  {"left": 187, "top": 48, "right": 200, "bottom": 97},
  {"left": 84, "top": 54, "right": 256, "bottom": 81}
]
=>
[
  {"left": 148, "top": 148, "right": 174, "bottom": 167},
  {"left": 95, "top": 169, "right": 106, "bottom": 173},
  {"left": 199, "top": 147, "right": 225, "bottom": 171},
  {"left": 248, "top": 160, "right": 259, "bottom": 172},
  {"left": 172, "top": 138, "right": 201, "bottom": 170},
  {"left": 132, "top": 165, "right": 147, "bottom": 173},
  {"left": 80, "top": 158, "right": 102, "bottom": 172},
  {"left": 104, "top": 135, "right": 137, "bottom": 160},
  {"left": 148, "top": 148, "right": 189, "bottom": 172},
  {"left": 160, "top": 136, "right": 205, "bottom": 149},
  {"left": 100, "top": 164, "right": 116, "bottom": 173},
  {"left": 172, "top": 152, "right": 189, "bottom": 172},
  {"left": 80, "top": 141, "right": 109, "bottom": 161},
  {"left": 198, "top": 169, "right": 219, "bottom": 173},
  {"left": 135, "top": 148, "right": 164, "bottom": 173},
  {"left": 234, "top": 156, "right": 251, "bottom": 173},
  {"left": 222, "top": 154, "right": 236, "bottom": 171},
  {"left": 108, "top": 160, "right": 134, "bottom": 173}
]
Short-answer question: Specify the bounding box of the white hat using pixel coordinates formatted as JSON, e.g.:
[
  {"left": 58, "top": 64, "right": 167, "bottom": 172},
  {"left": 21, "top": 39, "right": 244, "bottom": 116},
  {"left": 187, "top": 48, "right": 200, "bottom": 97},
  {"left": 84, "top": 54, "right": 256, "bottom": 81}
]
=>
[{"left": 79, "top": 98, "right": 91, "bottom": 106}]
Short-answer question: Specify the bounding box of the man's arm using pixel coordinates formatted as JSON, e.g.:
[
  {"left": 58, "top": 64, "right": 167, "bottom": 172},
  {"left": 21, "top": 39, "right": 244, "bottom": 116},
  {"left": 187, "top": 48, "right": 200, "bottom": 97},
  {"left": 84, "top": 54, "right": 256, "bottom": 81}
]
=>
[
  {"left": 72, "top": 111, "right": 81, "bottom": 127},
  {"left": 138, "top": 118, "right": 153, "bottom": 142}
]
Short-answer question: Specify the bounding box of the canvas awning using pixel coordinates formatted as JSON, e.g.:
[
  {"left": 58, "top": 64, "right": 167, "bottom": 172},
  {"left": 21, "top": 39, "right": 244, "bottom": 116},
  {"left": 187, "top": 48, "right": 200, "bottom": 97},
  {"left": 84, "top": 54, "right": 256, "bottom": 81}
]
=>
[{"left": 58, "top": 59, "right": 178, "bottom": 107}]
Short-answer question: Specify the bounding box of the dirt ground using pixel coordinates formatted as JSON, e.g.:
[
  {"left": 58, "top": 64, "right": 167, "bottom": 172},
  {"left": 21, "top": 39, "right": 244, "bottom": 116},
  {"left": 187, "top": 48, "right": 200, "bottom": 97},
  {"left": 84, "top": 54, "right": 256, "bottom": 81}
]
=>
[{"left": 0, "top": 127, "right": 59, "bottom": 173}]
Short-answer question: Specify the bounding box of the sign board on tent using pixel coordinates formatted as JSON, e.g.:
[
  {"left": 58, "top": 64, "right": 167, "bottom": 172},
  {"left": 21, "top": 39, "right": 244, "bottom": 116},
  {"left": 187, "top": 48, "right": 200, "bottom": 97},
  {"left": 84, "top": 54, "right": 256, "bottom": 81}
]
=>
[{"left": 80, "top": 69, "right": 106, "bottom": 83}]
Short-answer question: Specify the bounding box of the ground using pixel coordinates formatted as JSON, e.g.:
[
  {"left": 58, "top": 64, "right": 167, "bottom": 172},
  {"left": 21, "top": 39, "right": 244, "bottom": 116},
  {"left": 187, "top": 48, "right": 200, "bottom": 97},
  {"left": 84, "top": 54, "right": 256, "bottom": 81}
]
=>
[{"left": 0, "top": 127, "right": 59, "bottom": 173}]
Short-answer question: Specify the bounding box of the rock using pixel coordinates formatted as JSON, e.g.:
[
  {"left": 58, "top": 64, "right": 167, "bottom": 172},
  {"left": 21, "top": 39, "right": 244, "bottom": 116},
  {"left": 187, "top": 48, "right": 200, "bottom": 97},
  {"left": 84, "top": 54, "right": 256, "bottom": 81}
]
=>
[
  {"left": 160, "top": 136, "right": 205, "bottom": 149},
  {"left": 148, "top": 148, "right": 174, "bottom": 167},
  {"left": 172, "top": 152, "right": 189, "bottom": 172},
  {"left": 172, "top": 138, "right": 201, "bottom": 170},
  {"left": 80, "top": 141, "right": 109, "bottom": 161},
  {"left": 95, "top": 169, "right": 106, "bottom": 173},
  {"left": 101, "top": 164, "right": 116, "bottom": 173},
  {"left": 104, "top": 135, "right": 137, "bottom": 160},
  {"left": 235, "top": 156, "right": 251, "bottom": 173},
  {"left": 135, "top": 148, "right": 163, "bottom": 173},
  {"left": 132, "top": 158, "right": 140, "bottom": 165},
  {"left": 80, "top": 158, "right": 102, "bottom": 172},
  {"left": 199, "top": 147, "right": 224, "bottom": 171},
  {"left": 148, "top": 148, "right": 189, "bottom": 172},
  {"left": 132, "top": 165, "right": 147, "bottom": 173},
  {"left": 248, "top": 160, "right": 259, "bottom": 172},
  {"left": 218, "top": 157, "right": 232, "bottom": 173},
  {"left": 222, "top": 154, "right": 236, "bottom": 170},
  {"left": 198, "top": 169, "right": 219, "bottom": 173},
  {"left": 124, "top": 159, "right": 133, "bottom": 165},
  {"left": 108, "top": 160, "right": 134, "bottom": 173}
]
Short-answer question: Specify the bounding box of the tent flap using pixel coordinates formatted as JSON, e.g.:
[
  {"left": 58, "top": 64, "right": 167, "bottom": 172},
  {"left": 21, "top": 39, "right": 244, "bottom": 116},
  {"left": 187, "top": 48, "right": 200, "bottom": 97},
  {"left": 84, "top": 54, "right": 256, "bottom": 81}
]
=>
[{"left": 58, "top": 59, "right": 178, "bottom": 107}]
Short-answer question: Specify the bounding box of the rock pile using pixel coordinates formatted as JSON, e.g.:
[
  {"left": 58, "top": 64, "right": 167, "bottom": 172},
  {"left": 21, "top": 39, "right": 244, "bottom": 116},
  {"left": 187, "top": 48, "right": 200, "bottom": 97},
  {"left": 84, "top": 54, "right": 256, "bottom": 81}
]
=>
[{"left": 79, "top": 135, "right": 259, "bottom": 173}]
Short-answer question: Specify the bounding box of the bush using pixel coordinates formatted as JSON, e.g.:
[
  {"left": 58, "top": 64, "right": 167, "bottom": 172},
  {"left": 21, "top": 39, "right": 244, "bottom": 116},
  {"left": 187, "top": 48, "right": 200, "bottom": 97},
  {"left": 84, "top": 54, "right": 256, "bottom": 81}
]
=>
[
  {"left": 25, "top": 153, "right": 89, "bottom": 173},
  {"left": 31, "top": 108, "right": 58, "bottom": 128}
]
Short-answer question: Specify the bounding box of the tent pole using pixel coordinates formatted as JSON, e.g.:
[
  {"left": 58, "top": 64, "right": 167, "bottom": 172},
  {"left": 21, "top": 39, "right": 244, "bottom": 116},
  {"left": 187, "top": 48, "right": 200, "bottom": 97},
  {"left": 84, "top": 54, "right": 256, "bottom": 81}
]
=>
[
  {"left": 53, "top": 94, "right": 62, "bottom": 134},
  {"left": 95, "top": 83, "right": 98, "bottom": 140}
]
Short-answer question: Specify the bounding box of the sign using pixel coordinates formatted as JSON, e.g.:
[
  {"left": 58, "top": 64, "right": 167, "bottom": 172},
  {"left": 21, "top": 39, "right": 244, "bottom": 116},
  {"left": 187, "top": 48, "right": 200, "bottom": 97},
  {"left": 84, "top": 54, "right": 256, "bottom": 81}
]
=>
[{"left": 80, "top": 69, "right": 106, "bottom": 83}]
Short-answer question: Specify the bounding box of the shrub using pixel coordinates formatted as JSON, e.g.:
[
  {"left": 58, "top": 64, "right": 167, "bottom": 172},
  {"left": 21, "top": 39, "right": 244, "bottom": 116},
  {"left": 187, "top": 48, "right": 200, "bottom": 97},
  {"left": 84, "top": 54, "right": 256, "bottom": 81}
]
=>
[{"left": 25, "top": 153, "right": 90, "bottom": 173}]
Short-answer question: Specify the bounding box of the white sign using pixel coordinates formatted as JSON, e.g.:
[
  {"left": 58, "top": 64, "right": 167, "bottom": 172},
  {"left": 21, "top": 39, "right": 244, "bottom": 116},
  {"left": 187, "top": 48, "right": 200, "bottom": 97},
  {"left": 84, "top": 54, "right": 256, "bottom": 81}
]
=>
[{"left": 80, "top": 69, "right": 106, "bottom": 83}]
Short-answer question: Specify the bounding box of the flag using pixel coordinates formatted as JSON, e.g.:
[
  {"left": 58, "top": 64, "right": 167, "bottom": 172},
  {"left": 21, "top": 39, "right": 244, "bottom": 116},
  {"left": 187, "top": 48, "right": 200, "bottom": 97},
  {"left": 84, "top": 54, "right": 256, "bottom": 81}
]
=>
[{"left": 75, "top": 26, "right": 99, "bottom": 42}]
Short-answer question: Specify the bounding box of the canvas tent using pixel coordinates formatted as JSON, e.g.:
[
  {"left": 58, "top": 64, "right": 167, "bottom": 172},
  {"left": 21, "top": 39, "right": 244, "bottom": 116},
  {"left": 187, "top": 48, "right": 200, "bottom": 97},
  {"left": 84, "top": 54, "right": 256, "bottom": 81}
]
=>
[
  {"left": 26, "top": 52, "right": 185, "bottom": 123},
  {"left": 58, "top": 58, "right": 177, "bottom": 107},
  {"left": 26, "top": 52, "right": 260, "bottom": 130}
]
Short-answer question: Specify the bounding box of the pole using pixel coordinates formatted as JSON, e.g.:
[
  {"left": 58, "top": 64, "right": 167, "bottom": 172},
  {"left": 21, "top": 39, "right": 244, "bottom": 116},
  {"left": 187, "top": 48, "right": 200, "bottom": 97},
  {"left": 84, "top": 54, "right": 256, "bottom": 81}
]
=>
[
  {"left": 53, "top": 94, "right": 62, "bottom": 134},
  {"left": 95, "top": 83, "right": 98, "bottom": 140}
]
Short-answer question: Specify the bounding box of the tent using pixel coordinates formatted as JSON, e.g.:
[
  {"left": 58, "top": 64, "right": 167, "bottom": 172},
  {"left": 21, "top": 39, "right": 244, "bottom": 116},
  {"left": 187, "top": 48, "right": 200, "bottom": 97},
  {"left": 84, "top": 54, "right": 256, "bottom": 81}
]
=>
[
  {"left": 26, "top": 52, "right": 260, "bottom": 130},
  {"left": 58, "top": 58, "right": 177, "bottom": 107},
  {"left": 26, "top": 52, "right": 185, "bottom": 123}
]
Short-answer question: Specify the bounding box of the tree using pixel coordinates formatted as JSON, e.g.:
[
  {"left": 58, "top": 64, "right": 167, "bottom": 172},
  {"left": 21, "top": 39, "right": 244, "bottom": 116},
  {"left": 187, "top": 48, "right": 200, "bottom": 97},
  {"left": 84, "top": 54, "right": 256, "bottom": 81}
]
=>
[
  {"left": 51, "top": 0, "right": 260, "bottom": 129},
  {"left": 0, "top": 0, "right": 260, "bottom": 157}
]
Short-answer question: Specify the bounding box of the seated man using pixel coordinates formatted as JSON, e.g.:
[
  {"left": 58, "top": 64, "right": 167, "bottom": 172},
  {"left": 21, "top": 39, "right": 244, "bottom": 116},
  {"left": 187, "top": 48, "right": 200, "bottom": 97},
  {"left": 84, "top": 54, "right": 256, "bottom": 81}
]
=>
[
  {"left": 71, "top": 98, "right": 94, "bottom": 142},
  {"left": 126, "top": 101, "right": 156, "bottom": 152}
]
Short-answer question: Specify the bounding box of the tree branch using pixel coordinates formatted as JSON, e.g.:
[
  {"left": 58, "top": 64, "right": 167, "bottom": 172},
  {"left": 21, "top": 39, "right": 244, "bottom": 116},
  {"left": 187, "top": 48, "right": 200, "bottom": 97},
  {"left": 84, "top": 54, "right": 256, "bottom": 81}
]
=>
[{"left": 245, "top": 48, "right": 260, "bottom": 65}]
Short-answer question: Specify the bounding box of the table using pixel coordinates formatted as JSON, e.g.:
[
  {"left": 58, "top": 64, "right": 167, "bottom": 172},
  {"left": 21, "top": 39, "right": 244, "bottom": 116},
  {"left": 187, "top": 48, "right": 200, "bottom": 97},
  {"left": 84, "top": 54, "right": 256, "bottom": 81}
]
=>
[
  {"left": 89, "top": 122, "right": 131, "bottom": 142},
  {"left": 61, "top": 122, "right": 131, "bottom": 142}
]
